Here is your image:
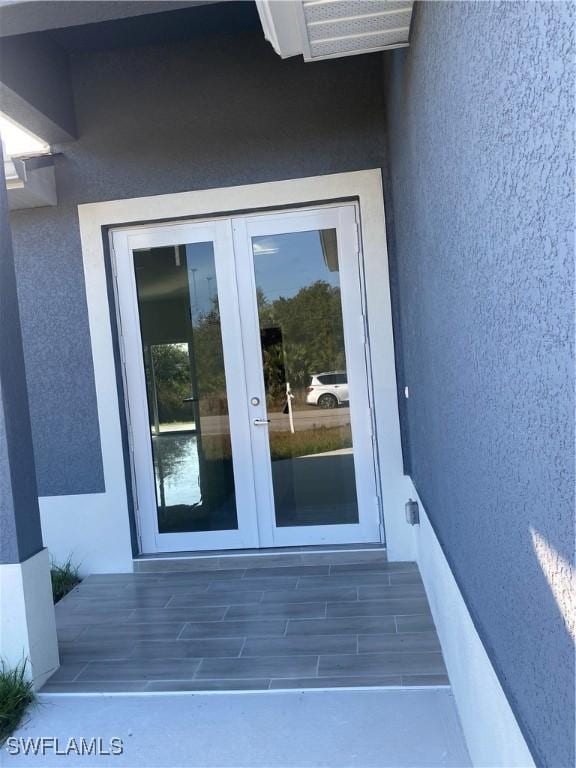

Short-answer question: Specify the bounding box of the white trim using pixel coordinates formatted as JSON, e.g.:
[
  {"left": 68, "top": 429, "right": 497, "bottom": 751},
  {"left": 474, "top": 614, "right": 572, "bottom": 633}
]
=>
[
  {"left": 38, "top": 494, "right": 134, "bottom": 576},
  {"left": 0, "top": 548, "right": 59, "bottom": 690},
  {"left": 255, "top": 0, "right": 302, "bottom": 59},
  {"left": 73, "top": 170, "right": 414, "bottom": 568},
  {"left": 39, "top": 684, "right": 450, "bottom": 699},
  {"left": 410, "top": 482, "right": 535, "bottom": 768}
]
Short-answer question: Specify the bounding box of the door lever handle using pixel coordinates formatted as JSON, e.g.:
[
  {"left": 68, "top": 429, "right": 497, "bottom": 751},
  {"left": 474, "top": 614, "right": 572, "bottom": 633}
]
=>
[{"left": 253, "top": 418, "right": 271, "bottom": 426}]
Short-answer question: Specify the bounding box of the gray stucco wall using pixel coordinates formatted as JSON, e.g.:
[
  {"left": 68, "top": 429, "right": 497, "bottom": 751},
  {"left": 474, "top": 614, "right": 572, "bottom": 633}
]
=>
[
  {"left": 0, "top": 148, "right": 43, "bottom": 564},
  {"left": 9, "top": 25, "right": 386, "bottom": 496},
  {"left": 383, "top": 3, "right": 574, "bottom": 766}
]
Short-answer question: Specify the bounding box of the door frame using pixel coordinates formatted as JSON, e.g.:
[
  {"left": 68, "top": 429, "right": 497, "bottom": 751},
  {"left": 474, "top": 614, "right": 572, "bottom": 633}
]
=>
[
  {"left": 112, "top": 204, "right": 381, "bottom": 552},
  {"left": 232, "top": 205, "right": 381, "bottom": 548},
  {"left": 77, "top": 170, "right": 416, "bottom": 565},
  {"left": 111, "top": 219, "right": 261, "bottom": 553}
]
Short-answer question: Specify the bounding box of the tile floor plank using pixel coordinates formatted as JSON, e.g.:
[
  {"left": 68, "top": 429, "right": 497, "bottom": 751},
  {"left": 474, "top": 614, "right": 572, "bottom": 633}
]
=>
[
  {"left": 225, "top": 602, "right": 325, "bottom": 620},
  {"left": 242, "top": 565, "right": 329, "bottom": 579},
  {"left": 130, "top": 639, "right": 244, "bottom": 659},
  {"left": 358, "top": 583, "right": 426, "bottom": 600},
  {"left": 329, "top": 562, "right": 418, "bottom": 574},
  {"left": 126, "top": 606, "right": 227, "bottom": 623},
  {"left": 396, "top": 614, "right": 437, "bottom": 633},
  {"left": 358, "top": 631, "right": 441, "bottom": 654},
  {"left": 85, "top": 623, "right": 187, "bottom": 641},
  {"left": 326, "top": 598, "right": 430, "bottom": 618},
  {"left": 196, "top": 656, "right": 318, "bottom": 680},
  {"left": 180, "top": 619, "right": 287, "bottom": 639},
  {"left": 146, "top": 679, "right": 271, "bottom": 691},
  {"left": 318, "top": 652, "right": 447, "bottom": 677},
  {"left": 297, "top": 573, "right": 392, "bottom": 588},
  {"left": 77, "top": 659, "right": 203, "bottom": 682},
  {"left": 261, "top": 586, "right": 357, "bottom": 603},
  {"left": 207, "top": 577, "right": 299, "bottom": 592},
  {"left": 287, "top": 616, "right": 397, "bottom": 636},
  {"left": 242, "top": 635, "right": 357, "bottom": 657},
  {"left": 168, "top": 591, "right": 264, "bottom": 607}
]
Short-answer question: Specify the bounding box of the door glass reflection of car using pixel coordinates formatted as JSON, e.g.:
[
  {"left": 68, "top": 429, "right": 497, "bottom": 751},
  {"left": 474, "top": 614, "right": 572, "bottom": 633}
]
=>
[{"left": 305, "top": 371, "right": 348, "bottom": 408}]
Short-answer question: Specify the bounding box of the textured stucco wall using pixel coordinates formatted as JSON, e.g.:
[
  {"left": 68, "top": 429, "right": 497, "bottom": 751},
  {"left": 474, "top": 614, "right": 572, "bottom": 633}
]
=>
[
  {"left": 9, "top": 25, "right": 387, "bottom": 496},
  {"left": 0, "top": 148, "right": 43, "bottom": 564},
  {"left": 383, "top": 2, "right": 574, "bottom": 766}
]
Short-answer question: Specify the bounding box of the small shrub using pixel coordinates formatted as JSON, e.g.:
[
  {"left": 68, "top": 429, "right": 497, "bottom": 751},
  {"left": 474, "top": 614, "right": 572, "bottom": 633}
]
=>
[
  {"left": 51, "top": 558, "right": 81, "bottom": 603},
  {"left": 0, "top": 661, "right": 34, "bottom": 744}
]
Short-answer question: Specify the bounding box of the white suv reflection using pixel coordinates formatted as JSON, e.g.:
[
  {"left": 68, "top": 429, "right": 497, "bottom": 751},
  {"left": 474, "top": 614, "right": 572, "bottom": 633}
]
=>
[{"left": 305, "top": 371, "right": 349, "bottom": 409}]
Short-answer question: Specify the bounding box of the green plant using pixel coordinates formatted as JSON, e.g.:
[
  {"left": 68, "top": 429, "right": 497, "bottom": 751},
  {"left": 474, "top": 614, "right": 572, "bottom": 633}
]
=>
[
  {"left": 0, "top": 660, "right": 34, "bottom": 744},
  {"left": 50, "top": 558, "right": 81, "bottom": 603}
]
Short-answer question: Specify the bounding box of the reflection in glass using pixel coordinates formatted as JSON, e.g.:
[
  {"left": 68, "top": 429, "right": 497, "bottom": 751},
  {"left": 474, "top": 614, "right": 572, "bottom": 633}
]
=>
[
  {"left": 133, "top": 243, "right": 237, "bottom": 533},
  {"left": 252, "top": 229, "right": 359, "bottom": 527}
]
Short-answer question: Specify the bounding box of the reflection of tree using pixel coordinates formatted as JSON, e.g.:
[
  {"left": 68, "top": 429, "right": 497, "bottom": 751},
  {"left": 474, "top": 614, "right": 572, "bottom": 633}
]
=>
[
  {"left": 148, "top": 302, "right": 228, "bottom": 424},
  {"left": 150, "top": 344, "right": 192, "bottom": 424},
  {"left": 150, "top": 281, "right": 347, "bottom": 421},
  {"left": 153, "top": 434, "right": 237, "bottom": 533},
  {"left": 193, "top": 302, "right": 227, "bottom": 403},
  {"left": 153, "top": 434, "right": 190, "bottom": 484},
  {"left": 258, "top": 280, "right": 346, "bottom": 402}
]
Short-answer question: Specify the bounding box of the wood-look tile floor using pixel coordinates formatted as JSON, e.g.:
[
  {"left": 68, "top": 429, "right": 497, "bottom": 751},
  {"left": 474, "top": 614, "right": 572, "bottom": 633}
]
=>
[{"left": 43, "top": 557, "right": 449, "bottom": 692}]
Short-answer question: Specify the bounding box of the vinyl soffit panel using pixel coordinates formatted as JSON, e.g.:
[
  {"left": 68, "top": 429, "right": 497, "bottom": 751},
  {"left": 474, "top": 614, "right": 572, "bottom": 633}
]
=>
[{"left": 257, "top": 0, "right": 413, "bottom": 61}]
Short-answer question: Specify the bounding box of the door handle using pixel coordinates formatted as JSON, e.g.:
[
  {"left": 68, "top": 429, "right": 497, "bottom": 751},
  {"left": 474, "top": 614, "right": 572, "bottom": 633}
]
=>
[{"left": 253, "top": 418, "right": 271, "bottom": 426}]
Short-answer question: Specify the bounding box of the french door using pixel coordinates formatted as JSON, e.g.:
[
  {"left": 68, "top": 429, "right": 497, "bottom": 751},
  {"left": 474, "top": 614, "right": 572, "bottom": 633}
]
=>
[{"left": 112, "top": 205, "right": 381, "bottom": 553}]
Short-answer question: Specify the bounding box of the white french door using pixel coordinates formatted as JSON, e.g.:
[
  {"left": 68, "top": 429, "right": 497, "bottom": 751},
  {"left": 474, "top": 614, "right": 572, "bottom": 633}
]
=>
[
  {"left": 232, "top": 207, "right": 380, "bottom": 547},
  {"left": 112, "top": 205, "right": 381, "bottom": 553},
  {"left": 113, "top": 220, "right": 260, "bottom": 553}
]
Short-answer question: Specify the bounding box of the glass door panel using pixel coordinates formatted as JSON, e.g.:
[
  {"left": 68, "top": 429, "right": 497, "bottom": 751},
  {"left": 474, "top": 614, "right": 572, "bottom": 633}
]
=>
[
  {"left": 233, "top": 207, "right": 381, "bottom": 547},
  {"left": 132, "top": 243, "right": 238, "bottom": 534},
  {"left": 114, "top": 220, "right": 259, "bottom": 553},
  {"left": 251, "top": 230, "right": 359, "bottom": 528}
]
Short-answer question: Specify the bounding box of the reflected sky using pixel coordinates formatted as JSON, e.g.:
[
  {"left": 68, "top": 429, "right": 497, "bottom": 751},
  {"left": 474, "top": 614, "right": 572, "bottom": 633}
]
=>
[
  {"left": 185, "top": 243, "right": 219, "bottom": 319},
  {"left": 185, "top": 231, "right": 339, "bottom": 313},
  {"left": 252, "top": 230, "right": 340, "bottom": 302}
]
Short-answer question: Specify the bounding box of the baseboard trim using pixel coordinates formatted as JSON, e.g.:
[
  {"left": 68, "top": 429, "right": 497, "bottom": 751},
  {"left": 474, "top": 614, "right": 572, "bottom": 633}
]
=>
[{"left": 408, "top": 483, "right": 535, "bottom": 768}]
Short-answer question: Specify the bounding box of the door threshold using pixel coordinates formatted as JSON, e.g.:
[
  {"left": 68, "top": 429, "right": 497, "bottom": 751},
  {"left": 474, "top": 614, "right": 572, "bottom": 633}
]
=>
[{"left": 133, "top": 543, "right": 386, "bottom": 572}]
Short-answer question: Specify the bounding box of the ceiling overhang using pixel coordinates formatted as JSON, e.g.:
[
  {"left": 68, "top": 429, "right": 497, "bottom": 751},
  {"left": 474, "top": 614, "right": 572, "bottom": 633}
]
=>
[
  {"left": 0, "top": 1, "right": 211, "bottom": 38},
  {"left": 256, "top": 0, "right": 413, "bottom": 62}
]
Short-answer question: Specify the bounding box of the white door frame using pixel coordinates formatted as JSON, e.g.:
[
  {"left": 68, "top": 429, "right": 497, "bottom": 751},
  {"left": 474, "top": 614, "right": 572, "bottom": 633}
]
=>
[
  {"left": 232, "top": 205, "right": 380, "bottom": 547},
  {"left": 112, "top": 205, "right": 380, "bottom": 552},
  {"left": 112, "top": 220, "right": 261, "bottom": 553},
  {"left": 77, "top": 170, "right": 417, "bottom": 566}
]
